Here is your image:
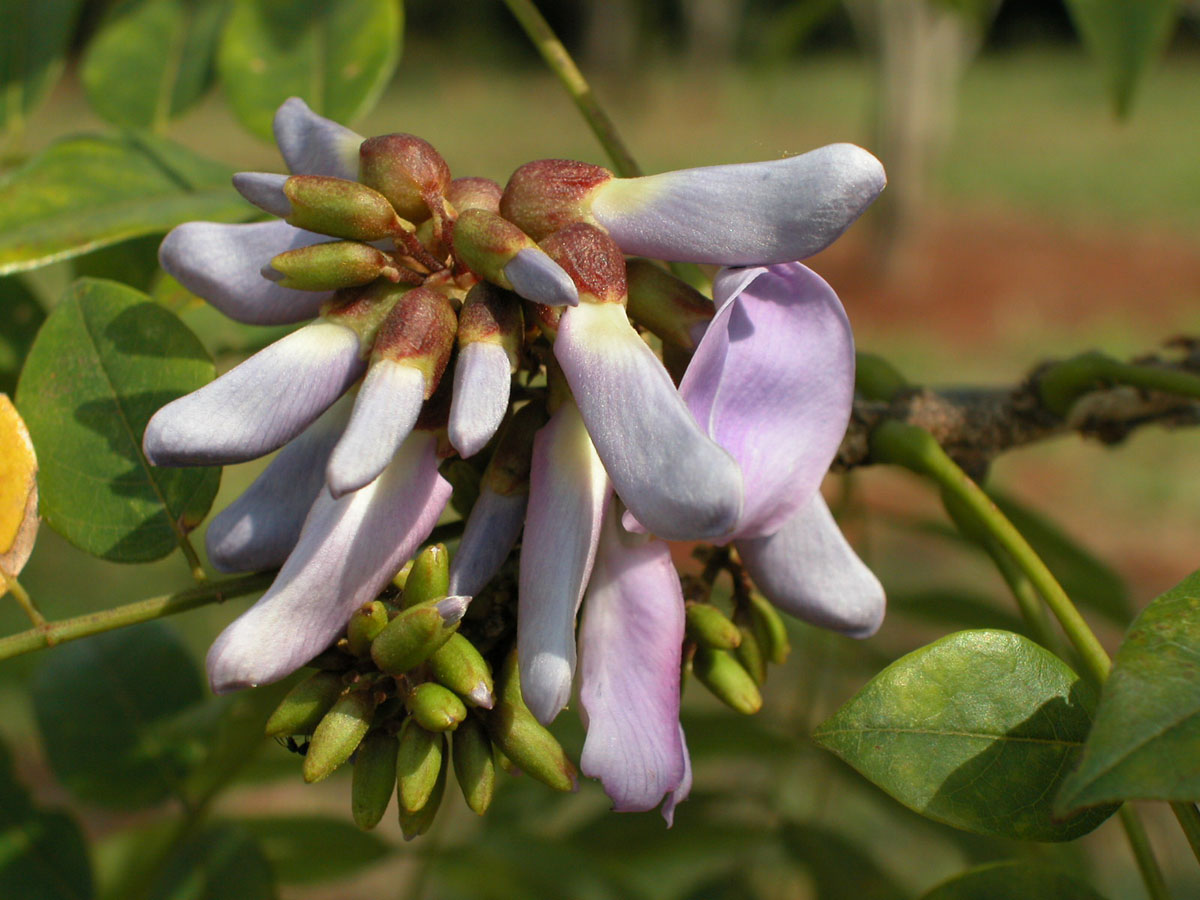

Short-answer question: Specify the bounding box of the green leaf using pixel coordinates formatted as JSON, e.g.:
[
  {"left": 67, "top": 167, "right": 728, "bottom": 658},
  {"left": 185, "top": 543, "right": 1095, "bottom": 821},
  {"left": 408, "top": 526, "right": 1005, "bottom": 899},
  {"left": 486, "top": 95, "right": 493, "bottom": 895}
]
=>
[
  {"left": 16, "top": 279, "right": 219, "bottom": 562},
  {"left": 148, "top": 823, "right": 275, "bottom": 900},
  {"left": 0, "top": 0, "right": 85, "bottom": 139},
  {"left": 1063, "top": 0, "right": 1177, "bottom": 116},
  {"left": 1058, "top": 568, "right": 1200, "bottom": 809},
  {"left": 920, "top": 861, "right": 1108, "bottom": 900},
  {"left": 0, "top": 133, "right": 246, "bottom": 275},
  {"left": 239, "top": 816, "right": 389, "bottom": 884},
  {"left": 31, "top": 621, "right": 205, "bottom": 810},
  {"left": 218, "top": 0, "right": 402, "bottom": 140},
  {"left": 781, "top": 823, "right": 910, "bottom": 900},
  {"left": 82, "top": 0, "right": 229, "bottom": 130},
  {"left": 0, "top": 276, "right": 44, "bottom": 395},
  {"left": 813, "top": 629, "right": 1116, "bottom": 841},
  {"left": 73, "top": 235, "right": 165, "bottom": 293}
]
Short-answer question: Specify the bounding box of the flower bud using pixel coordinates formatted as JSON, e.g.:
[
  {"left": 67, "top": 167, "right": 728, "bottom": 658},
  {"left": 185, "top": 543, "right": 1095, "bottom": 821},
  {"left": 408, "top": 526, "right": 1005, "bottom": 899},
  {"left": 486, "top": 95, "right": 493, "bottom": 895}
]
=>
[
  {"left": 409, "top": 681, "right": 468, "bottom": 732},
  {"left": 685, "top": 603, "right": 742, "bottom": 651},
  {"left": 452, "top": 716, "right": 496, "bottom": 815},
  {"left": 453, "top": 210, "right": 578, "bottom": 307},
  {"left": 693, "top": 647, "right": 763, "bottom": 715},
  {"left": 265, "top": 671, "right": 345, "bottom": 737},
  {"left": 396, "top": 720, "right": 444, "bottom": 814},
  {"left": 370, "top": 600, "right": 462, "bottom": 675},
  {"left": 283, "top": 175, "right": 407, "bottom": 241},
  {"left": 302, "top": 689, "right": 376, "bottom": 783},
  {"left": 359, "top": 133, "right": 452, "bottom": 225},
  {"left": 458, "top": 283, "right": 524, "bottom": 371},
  {"left": 539, "top": 223, "right": 626, "bottom": 305},
  {"left": 429, "top": 633, "right": 495, "bottom": 708},
  {"left": 625, "top": 259, "right": 714, "bottom": 351},
  {"left": 400, "top": 544, "right": 451, "bottom": 609},
  {"left": 748, "top": 593, "right": 791, "bottom": 666},
  {"left": 486, "top": 650, "right": 577, "bottom": 792},
  {"left": 351, "top": 731, "right": 399, "bottom": 830},
  {"left": 346, "top": 600, "right": 389, "bottom": 658},
  {"left": 321, "top": 280, "right": 412, "bottom": 350},
  {"left": 447, "top": 176, "right": 502, "bottom": 214},
  {"left": 265, "top": 240, "right": 399, "bottom": 291},
  {"left": 398, "top": 744, "right": 447, "bottom": 841},
  {"left": 733, "top": 607, "right": 767, "bottom": 684},
  {"left": 500, "top": 159, "right": 613, "bottom": 240},
  {"left": 371, "top": 287, "right": 458, "bottom": 398}
]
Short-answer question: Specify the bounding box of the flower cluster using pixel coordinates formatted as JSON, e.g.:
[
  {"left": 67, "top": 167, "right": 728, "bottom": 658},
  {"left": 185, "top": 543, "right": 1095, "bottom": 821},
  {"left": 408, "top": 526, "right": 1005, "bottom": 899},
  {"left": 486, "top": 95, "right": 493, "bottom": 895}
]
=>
[{"left": 145, "top": 97, "right": 887, "bottom": 824}]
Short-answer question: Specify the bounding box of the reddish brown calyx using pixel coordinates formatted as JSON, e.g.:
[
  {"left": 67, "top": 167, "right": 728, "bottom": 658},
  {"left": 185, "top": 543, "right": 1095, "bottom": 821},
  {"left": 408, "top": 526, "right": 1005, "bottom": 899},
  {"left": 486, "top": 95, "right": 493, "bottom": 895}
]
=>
[
  {"left": 539, "top": 223, "right": 626, "bottom": 305},
  {"left": 499, "top": 159, "right": 612, "bottom": 241}
]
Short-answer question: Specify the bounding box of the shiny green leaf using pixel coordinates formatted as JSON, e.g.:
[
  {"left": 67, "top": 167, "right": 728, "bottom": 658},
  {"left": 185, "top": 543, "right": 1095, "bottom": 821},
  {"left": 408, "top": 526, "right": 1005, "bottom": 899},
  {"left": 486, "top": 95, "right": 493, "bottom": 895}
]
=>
[
  {"left": 239, "top": 816, "right": 389, "bottom": 884},
  {"left": 0, "top": 0, "right": 85, "bottom": 138},
  {"left": 1058, "top": 568, "right": 1200, "bottom": 809},
  {"left": 0, "top": 277, "right": 44, "bottom": 395},
  {"left": 1063, "top": 0, "right": 1177, "bottom": 116},
  {"left": 218, "top": 0, "right": 402, "bottom": 140},
  {"left": 31, "top": 621, "right": 205, "bottom": 810},
  {"left": 813, "top": 630, "right": 1116, "bottom": 841},
  {"left": 0, "top": 133, "right": 245, "bottom": 275},
  {"left": 920, "top": 861, "right": 1108, "bottom": 900},
  {"left": 148, "top": 823, "right": 275, "bottom": 900},
  {"left": 16, "top": 279, "right": 219, "bottom": 562}
]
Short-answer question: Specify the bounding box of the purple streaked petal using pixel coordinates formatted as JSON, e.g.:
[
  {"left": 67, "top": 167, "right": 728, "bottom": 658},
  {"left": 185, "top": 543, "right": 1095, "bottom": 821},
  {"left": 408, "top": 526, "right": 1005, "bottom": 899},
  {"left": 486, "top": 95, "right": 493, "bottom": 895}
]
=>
[
  {"left": 273, "top": 97, "right": 363, "bottom": 179},
  {"left": 326, "top": 360, "right": 424, "bottom": 498},
  {"left": 555, "top": 301, "right": 742, "bottom": 541},
  {"left": 232, "top": 172, "right": 291, "bottom": 218},
  {"left": 205, "top": 391, "right": 354, "bottom": 573},
  {"left": 448, "top": 342, "right": 511, "bottom": 459},
  {"left": 579, "top": 514, "right": 686, "bottom": 813},
  {"left": 447, "top": 486, "right": 526, "bottom": 598},
  {"left": 661, "top": 725, "right": 693, "bottom": 826},
  {"left": 590, "top": 144, "right": 885, "bottom": 265},
  {"left": 207, "top": 433, "right": 452, "bottom": 692},
  {"left": 518, "top": 401, "right": 610, "bottom": 724},
  {"left": 503, "top": 248, "right": 579, "bottom": 307},
  {"left": 680, "top": 263, "right": 854, "bottom": 538},
  {"left": 736, "top": 493, "right": 885, "bottom": 638},
  {"left": 143, "top": 321, "right": 364, "bottom": 466},
  {"left": 159, "top": 221, "right": 332, "bottom": 325}
]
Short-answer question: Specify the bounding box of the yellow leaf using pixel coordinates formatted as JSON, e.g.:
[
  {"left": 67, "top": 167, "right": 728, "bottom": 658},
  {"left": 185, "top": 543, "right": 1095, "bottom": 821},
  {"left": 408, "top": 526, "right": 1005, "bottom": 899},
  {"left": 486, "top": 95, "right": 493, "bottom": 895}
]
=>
[{"left": 0, "top": 394, "right": 38, "bottom": 580}]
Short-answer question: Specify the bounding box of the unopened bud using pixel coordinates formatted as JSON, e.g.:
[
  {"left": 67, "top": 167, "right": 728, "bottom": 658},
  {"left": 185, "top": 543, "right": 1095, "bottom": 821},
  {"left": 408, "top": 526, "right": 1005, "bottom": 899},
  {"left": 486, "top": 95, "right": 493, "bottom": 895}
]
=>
[
  {"left": 500, "top": 159, "right": 613, "bottom": 240},
  {"left": 453, "top": 210, "right": 578, "bottom": 307},
  {"left": 685, "top": 603, "right": 742, "bottom": 651},
  {"left": 539, "top": 223, "right": 626, "bottom": 304},
  {"left": 733, "top": 608, "right": 767, "bottom": 684},
  {"left": 452, "top": 716, "right": 496, "bottom": 815},
  {"left": 409, "top": 681, "right": 468, "bottom": 732},
  {"left": 283, "top": 175, "right": 406, "bottom": 241},
  {"left": 396, "top": 720, "right": 444, "bottom": 814},
  {"left": 371, "top": 601, "right": 461, "bottom": 675},
  {"left": 458, "top": 283, "right": 523, "bottom": 371},
  {"left": 371, "top": 287, "right": 457, "bottom": 397},
  {"left": 399, "top": 747, "right": 447, "bottom": 841},
  {"left": 693, "top": 647, "right": 763, "bottom": 715},
  {"left": 265, "top": 241, "right": 397, "bottom": 291},
  {"left": 302, "top": 689, "right": 376, "bottom": 782},
  {"left": 429, "top": 634, "right": 495, "bottom": 708},
  {"left": 265, "top": 671, "right": 345, "bottom": 737},
  {"left": 346, "top": 600, "right": 390, "bottom": 658},
  {"left": 401, "top": 544, "right": 451, "bottom": 610},
  {"left": 748, "top": 594, "right": 791, "bottom": 666},
  {"left": 359, "top": 134, "right": 452, "bottom": 225},
  {"left": 487, "top": 649, "right": 577, "bottom": 792},
  {"left": 625, "top": 259, "right": 714, "bottom": 350},
  {"left": 351, "top": 731, "right": 399, "bottom": 830},
  {"left": 447, "top": 176, "right": 502, "bottom": 214}
]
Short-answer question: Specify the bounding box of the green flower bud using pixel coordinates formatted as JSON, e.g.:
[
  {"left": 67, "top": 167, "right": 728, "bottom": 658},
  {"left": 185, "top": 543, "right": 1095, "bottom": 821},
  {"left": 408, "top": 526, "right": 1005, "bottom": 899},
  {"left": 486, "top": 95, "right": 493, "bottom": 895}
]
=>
[
  {"left": 429, "top": 633, "right": 495, "bottom": 708},
  {"left": 266, "top": 240, "right": 399, "bottom": 291},
  {"left": 346, "top": 600, "right": 390, "bottom": 658},
  {"left": 396, "top": 720, "right": 444, "bottom": 814},
  {"left": 453, "top": 208, "right": 540, "bottom": 290},
  {"left": 370, "top": 598, "right": 464, "bottom": 675},
  {"left": 625, "top": 259, "right": 715, "bottom": 351},
  {"left": 733, "top": 607, "right": 767, "bottom": 684},
  {"left": 283, "top": 175, "right": 406, "bottom": 241},
  {"left": 303, "top": 690, "right": 376, "bottom": 783},
  {"left": 398, "top": 746, "right": 447, "bottom": 841},
  {"left": 748, "top": 594, "right": 791, "bottom": 666},
  {"left": 264, "top": 671, "right": 345, "bottom": 737},
  {"left": 409, "top": 682, "right": 468, "bottom": 732},
  {"left": 685, "top": 602, "right": 742, "bottom": 651},
  {"left": 452, "top": 716, "right": 496, "bottom": 815},
  {"left": 487, "top": 649, "right": 577, "bottom": 792},
  {"left": 693, "top": 647, "right": 763, "bottom": 715},
  {"left": 359, "top": 133, "right": 451, "bottom": 225},
  {"left": 401, "top": 543, "right": 450, "bottom": 609},
  {"left": 351, "top": 731, "right": 399, "bottom": 830}
]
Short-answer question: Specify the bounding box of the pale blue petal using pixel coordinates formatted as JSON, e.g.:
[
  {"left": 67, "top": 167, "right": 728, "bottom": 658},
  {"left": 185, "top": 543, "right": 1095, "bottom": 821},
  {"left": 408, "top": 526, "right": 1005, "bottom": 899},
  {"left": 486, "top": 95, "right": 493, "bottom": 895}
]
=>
[
  {"left": 233, "top": 172, "right": 291, "bottom": 218},
  {"left": 503, "top": 248, "right": 579, "bottom": 307},
  {"left": 273, "top": 97, "right": 363, "bottom": 179},
  {"left": 448, "top": 342, "right": 512, "bottom": 459},
  {"left": 447, "top": 486, "right": 526, "bottom": 598}
]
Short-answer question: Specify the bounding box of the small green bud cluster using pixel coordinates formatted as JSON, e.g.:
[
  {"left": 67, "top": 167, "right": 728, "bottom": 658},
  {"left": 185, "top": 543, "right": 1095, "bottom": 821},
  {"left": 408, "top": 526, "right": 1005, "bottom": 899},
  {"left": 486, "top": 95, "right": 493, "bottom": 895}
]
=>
[{"left": 264, "top": 544, "right": 576, "bottom": 837}]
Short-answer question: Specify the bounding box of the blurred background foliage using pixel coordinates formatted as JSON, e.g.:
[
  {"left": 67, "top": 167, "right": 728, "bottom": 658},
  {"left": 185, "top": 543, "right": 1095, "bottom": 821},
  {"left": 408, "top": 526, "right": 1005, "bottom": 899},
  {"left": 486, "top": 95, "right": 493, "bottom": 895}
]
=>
[{"left": 2, "top": 1, "right": 1200, "bottom": 898}]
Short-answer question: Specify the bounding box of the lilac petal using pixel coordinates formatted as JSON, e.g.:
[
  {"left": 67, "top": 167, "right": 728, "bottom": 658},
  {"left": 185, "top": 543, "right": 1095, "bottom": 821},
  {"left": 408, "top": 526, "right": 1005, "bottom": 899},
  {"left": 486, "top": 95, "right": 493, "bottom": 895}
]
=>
[
  {"left": 579, "top": 514, "right": 687, "bottom": 813},
  {"left": 232, "top": 172, "right": 291, "bottom": 218},
  {"left": 518, "top": 401, "right": 610, "bottom": 724},
  {"left": 447, "top": 486, "right": 526, "bottom": 598},
  {"left": 736, "top": 493, "right": 885, "bottom": 638},
  {"left": 273, "top": 97, "right": 363, "bottom": 179},
  {"left": 680, "top": 263, "right": 854, "bottom": 538},
  {"left": 661, "top": 725, "right": 693, "bottom": 826},
  {"left": 206, "top": 392, "right": 354, "bottom": 573},
  {"left": 448, "top": 342, "right": 511, "bottom": 458},
  {"left": 207, "top": 433, "right": 452, "bottom": 691},
  {"left": 326, "top": 360, "right": 424, "bottom": 498},
  {"left": 591, "top": 144, "right": 885, "bottom": 265},
  {"left": 555, "top": 301, "right": 742, "bottom": 541},
  {"left": 159, "top": 221, "right": 332, "bottom": 325},
  {"left": 143, "top": 321, "right": 364, "bottom": 466},
  {"left": 503, "top": 248, "right": 579, "bottom": 307}
]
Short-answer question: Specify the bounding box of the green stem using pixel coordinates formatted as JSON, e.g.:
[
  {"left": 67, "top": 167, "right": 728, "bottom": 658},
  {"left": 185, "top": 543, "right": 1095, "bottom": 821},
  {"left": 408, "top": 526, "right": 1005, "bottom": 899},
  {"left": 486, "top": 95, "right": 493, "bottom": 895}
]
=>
[
  {"left": 1039, "top": 351, "right": 1200, "bottom": 416},
  {"left": 1, "top": 569, "right": 45, "bottom": 627},
  {"left": 1171, "top": 802, "right": 1200, "bottom": 866},
  {"left": 986, "top": 545, "right": 1067, "bottom": 657},
  {"left": 1119, "top": 805, "right": 1172, "bottom": 900},
  {"left": 0, "top": 572, "right": 273, "bottom": 662},
  {"left": 180, "top": 534, "right": 207, "bottom": 583},
  {"left": 500, "top": 0, "right": 642, "bottom": 177}
]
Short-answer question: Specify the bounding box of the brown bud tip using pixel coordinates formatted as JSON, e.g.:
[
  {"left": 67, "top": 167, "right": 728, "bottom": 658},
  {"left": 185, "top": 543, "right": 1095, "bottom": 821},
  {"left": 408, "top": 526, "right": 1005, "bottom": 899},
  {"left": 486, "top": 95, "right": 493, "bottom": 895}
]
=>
[
  {"left": 447, "top": 177, "right": 503, "bottom": 214},
  {"left": 372, "top": 286, "right": 458, "bottom": 394},
  {"left": 500, "top": 159, "right": 612, "bottom": 240},
  {"left": 458, "top": 282, "right": 523, "bottom": 362},
  {"left": 360, "top": 134, "right": 452, "bottom": 224},
  {"left": 539, "top": 223, "right": 626, "bottom": 304}
]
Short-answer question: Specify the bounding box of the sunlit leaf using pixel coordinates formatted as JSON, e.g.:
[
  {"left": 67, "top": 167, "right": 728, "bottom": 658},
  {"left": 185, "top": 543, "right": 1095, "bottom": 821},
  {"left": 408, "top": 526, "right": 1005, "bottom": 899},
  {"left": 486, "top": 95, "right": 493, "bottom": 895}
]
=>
[
  {"left": 1058, "top": 568, "right": 1200, "bottom": 810},
  {"left": 16, "top": 279, "right": 219, "bottom": 562},
  {"left": 0, "top": 394, "right": 38, "bottom": 584},
  {"left": 813, "top": 630, "right": 1117, "bottom": 841},
  {"left": 1063, "top": 0, "right": 1177, "bottom": 116},
  {"left": 0, "top": 0, "right": 85, "bottom": 139},
  {"left": 920, "top": 861, "right": 1108, "bottom": 899}
]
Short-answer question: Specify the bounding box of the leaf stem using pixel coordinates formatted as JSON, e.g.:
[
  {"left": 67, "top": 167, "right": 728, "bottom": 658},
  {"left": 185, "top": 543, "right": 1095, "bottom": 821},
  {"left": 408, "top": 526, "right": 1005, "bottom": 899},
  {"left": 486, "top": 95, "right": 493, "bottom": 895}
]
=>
[
  {"left": 1, "top": 568, "right": 45, "bottom": 627},
  {"left": 1119, "top": 805, "right": 1172, "bottom": 900},
  {"left": 180, "top": 533, "right": 207, "bottom": 583},
  {"left": 0, "top": 571, "right": 273, "bottom": 662},
  {"left": 500, "top": 0, "right": 642, "bottom": 177},
  {"left": 1039, "top": 351, "right": 1200, "bottom": 416}
]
